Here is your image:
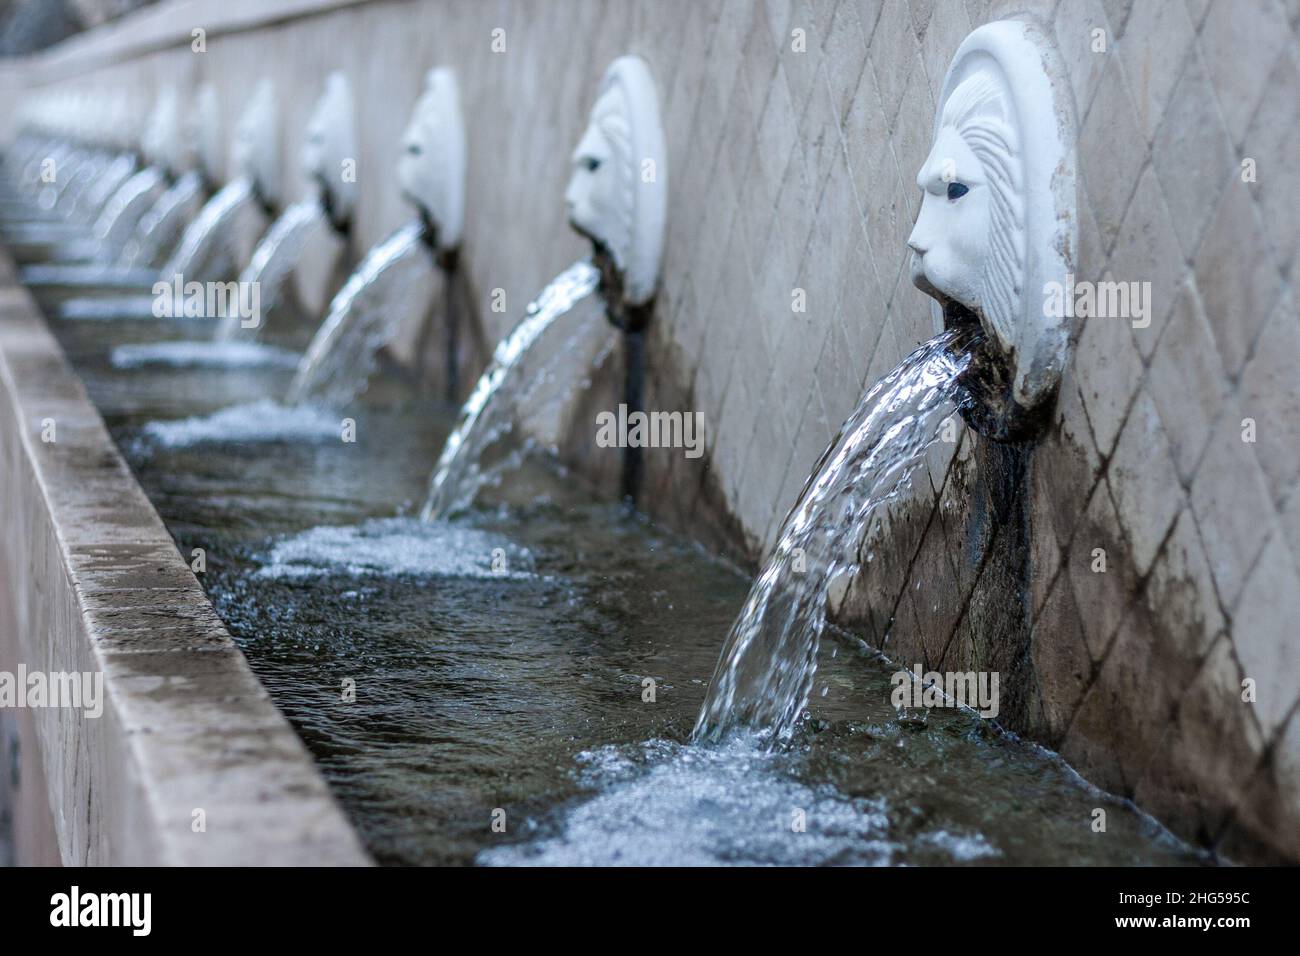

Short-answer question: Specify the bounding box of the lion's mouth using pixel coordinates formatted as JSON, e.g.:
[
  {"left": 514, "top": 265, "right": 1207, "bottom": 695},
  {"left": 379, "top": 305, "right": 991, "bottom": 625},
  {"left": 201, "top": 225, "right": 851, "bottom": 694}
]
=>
[{"left": 941, "top": 296, "right": 982, "bottom": 333}]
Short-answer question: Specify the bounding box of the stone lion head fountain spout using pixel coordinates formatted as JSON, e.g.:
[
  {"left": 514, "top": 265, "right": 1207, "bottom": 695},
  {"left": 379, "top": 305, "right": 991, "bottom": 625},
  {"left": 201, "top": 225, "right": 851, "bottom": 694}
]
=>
[
  {"left": 565, "top": 55, "right": 667, "bottom": 330},
  {"left": 907, "top": 19, "right": 1076, "bottom": 442},
  {"left": 232, "top": 79, "right": 281, "bottom": 211},
  {"left": 301, "top": 71, "right": 358, "bottom": 233},
  {"left": 396, "top": 67, "right": 466, "bottom": 260}
]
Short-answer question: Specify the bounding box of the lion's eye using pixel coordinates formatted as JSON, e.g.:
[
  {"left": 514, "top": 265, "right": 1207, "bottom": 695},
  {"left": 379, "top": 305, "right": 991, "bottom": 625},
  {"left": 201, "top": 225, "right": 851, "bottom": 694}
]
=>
[
  {"left": 583, "top": 157, "right": 601, "bottom": 173},
  {"left": 946, "top": 181, "right": 969, "bottom": 200}
]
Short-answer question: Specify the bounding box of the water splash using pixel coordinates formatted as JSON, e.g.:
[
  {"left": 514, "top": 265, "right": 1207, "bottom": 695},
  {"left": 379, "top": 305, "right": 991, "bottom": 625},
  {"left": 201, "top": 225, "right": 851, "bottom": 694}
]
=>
[
  {"left": 286, "top": 220, "right": 433, "bottom": 407},
  {"left": 111, "top": 341, "right": 299, "bottom": 370},
  {"left": 694, "top": 327, "right": 979, "bottom": 744},
  {"left": 478, "top": 734, "right": 899, "bottom": 867},
  {"left": 419, "top": 259, "right": 602, "bottom": 521},
  {"left": 217, "top": 199, "right": 329, "bottom": 341},
  {"left": 61, "top": 295, "right": 175, "bottom": 321},
  {"left": 253, "top": 517, "right": 534, "bottom": 581},
  {"left": 160, "top": 177, "right": 255, "bottom": 282},
  {"left": 141, "top": 398, "right": 339, "bottom": 448}
]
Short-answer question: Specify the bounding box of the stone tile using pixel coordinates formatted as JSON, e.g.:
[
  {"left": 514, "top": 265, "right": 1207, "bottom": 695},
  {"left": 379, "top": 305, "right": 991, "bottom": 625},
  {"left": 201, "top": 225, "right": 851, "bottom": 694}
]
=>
[
  {"left": 1070, "top": 296, "right": 1144, "bottom": 458},
  {"left": 1110, "top": 163, "right": 1182, "bottom": 360},
  {"left": 821, "top": 0, "right": 869, "bottom": 121},
  {"left": 1080, "top": 53, "right": 1148, "bottom": 255},
  {"left": 1114, "top": 0, "right": 1196, "bottom": 142},
  {"left": 1183, "top": 0, "right": 1211, "bottom": 29},
  {"left": 1237, "top": 291, "right": 1300, "bottom": 506},
  {"left": 739, "top": 5, "right": 782, "bottom": 113},
  {"left": 1283, "top": 484, "right": 1300, "bottom": 565},
  {"left": 834, "top": 221, "right": 886, "bottom": 388},
  {"left": 1231, "top": 532, "right": 1300, "bottom": 739},
  {"left": 780, "top": 0, "right": 822, "bottom": 116},
  {"left": 1146, "top": 277, "right": 1229, "bottom": 486},
  {"left": 1074, "top": 174, "right": 1107, "bottom": 288},
  {"left": 839, "top": 48, "right": 889, "bottom": 218},
  {"left": 1053, "top": 0, "right": 1113, "bottom": 127},
  {"left": 891, "top": 61, "right": 936, "bottom": 224},
  {"left": 1217, "top": 723, "right": 1300, "bottom": 863},
  {"left": 818, "top": 309, "right": 863, "bottom": 427},
  {"left": 908, "top": 0, "right": 934, "bottom": 38},
  {"left": 1198, "top": 0, "right": 1289, "bottom": 147},
  {"left": 1059, "top": 670, "right": 1132, "bottom": 795},
  {"left": 1151, "top": 46, "right": 1237, "bottom": 261},
  {"left": 867, "top": 0, "right": 923, "bottom": 126},
  {"left": 1243, "top": 47, "right": 1300, "bottom": 272},
  {"left": 860, "top": 141, "right": 913, "bottom": 311},
  {"left": 1133, "top": 633, "right": 1265, "bottom": 847},
  {"left": 716, "top": 67, "right": 762, "bottom": 210},
  {"left": 1156, "top": 506, "right": 1227, "bottom": 650},
  {"left": 797, "top": 63, "right": 842, "bottom": 198},
  {"left": 1067, "top": 480, "right": 1136, "bottom": 661},
  {"left": 1091, "top": 599, "right": 1207, "bottom": 797},
  {"left": 1100, "top": 0, "right": 1133, "bottom": 37},
  {"left": 1190, "top": 397, "right": 1277, "bottom": 611},
  {"left": 918, "top": 0, "right": 970, "bottom": 105},
  {"left": 964, "top": 0, "right": 991, "bottom": 29},
  {"left": 755, "top": 61, "right": 802, "bottom": 203},
  {"left": 763, "top": 0, "right": 797, "bottom": 48},
  {"left": 1038, "top": 380, "right": 1105, "bottom": 560},
  {"left": 1108, "top": 387, "right": 1185, "bottom": 576},
  {"left": 1193, "top": 179, "right": 1283, "bottom": 381},
  {"left": 852, "top": 0, "right": 884, "bottom": 45}
]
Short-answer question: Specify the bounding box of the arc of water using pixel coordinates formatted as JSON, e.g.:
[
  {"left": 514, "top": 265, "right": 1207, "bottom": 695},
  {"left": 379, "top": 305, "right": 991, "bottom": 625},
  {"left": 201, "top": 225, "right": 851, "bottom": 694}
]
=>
[
  {"left": 285, "top": 219, "right": 433, "bottom": 407},
  {"left": 693, "top": 327, "right": 979, "bottom": 744},
  {"left": 159, "top": 177, "right": 255, "bottom": 283},
  {"left": 419, "top": 259, "right": 601, "bottom": 521},
  {"left": 76, "top": 153, "right": 138, "bottom": 223},
  {"left": 122, "top": 169, "right": 207, "bottom": 269},
  {"left": 93, "top": 165, "right": 167, "bottom": 249},
  {"left": 216, "top": 199, "right": 329, "bottom": 341}
]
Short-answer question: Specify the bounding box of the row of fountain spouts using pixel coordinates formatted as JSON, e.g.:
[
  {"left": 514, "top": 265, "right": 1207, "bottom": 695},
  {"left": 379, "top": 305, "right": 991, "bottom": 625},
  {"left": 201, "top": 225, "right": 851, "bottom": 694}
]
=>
[
  {"left": 3, "top": 55, "right": 668, "bottom": 514},
  {"left": 9, "top": 53, "right": 666, "bottom": 305}
]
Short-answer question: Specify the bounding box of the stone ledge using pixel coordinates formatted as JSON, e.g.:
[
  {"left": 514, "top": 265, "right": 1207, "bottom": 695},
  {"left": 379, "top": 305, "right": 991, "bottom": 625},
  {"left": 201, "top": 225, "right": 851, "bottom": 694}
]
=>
[{"left": 0, "top": 247, "right": 370, "bottom": 865}]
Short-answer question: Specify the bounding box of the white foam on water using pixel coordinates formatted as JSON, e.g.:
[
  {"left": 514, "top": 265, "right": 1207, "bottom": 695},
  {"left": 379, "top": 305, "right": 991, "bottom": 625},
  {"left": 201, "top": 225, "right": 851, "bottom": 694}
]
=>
[
  {"left": 479, "top": 735, "right": 902, "bottom": 867},
  {"left": 60, "top": 294, "right": 211, "bottom": 322},
  {"left": 111, "top": 341, "right": 300, "bottom": 370},
  {"left": 916, "top": 829, "right": 1001, "bottom": 862},
  {"left": 141, "top": 399, "right": 340, "bottom": 448},
  {"left": 253, "top": 517, "right": 534, "bottom": 581}
]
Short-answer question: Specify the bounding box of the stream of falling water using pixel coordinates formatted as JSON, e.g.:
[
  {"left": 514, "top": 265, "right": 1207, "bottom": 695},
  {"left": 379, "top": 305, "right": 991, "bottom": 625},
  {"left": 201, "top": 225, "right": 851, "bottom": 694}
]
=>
[
  {"left": 286, "top": 219, "right": 432, "bottom": 406},
  {"left": 217, "top": 199, "right": 328, "bottom": 341},
  {"left": 419, "top": 259, "right": 601, "bottom": 520},
  {"left": 694, "top": 326, "right": 979, "bottom": 744},
  {"left": 94, "top": 166, "right": 166, "bottom": 250},
  {"left": 123, "top": 169, "right": 206, "bottom": 268},
  {"left": 160, "top": 176, "right": 255, "bottom": 282}
]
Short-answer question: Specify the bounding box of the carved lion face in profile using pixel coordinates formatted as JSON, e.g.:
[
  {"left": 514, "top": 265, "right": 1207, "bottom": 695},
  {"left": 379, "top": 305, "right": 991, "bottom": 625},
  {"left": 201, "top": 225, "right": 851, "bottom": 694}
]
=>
[
  {"left": 565, "top": 56, "right": 666, "bottom": 307},
  {"left": 396, "top": 68, "right": 466, "bottom": 249},
  {"left": 232, "top": 80, "right": 280, "bottom": 205},
  {"left": 142, "top": 88, "right": 182, "bottom": 175},
  {"left": 907, "top": 73, "right": 1024, "bottom": 351},
  {"left": 300, "top": 72, "right": 357, "bottom": 226},
  {"left": 184, "top": 84, "right": 222, "bottom": 181},
  {"left": 565, "top": 84, "right": 635, "bottom": 276}
]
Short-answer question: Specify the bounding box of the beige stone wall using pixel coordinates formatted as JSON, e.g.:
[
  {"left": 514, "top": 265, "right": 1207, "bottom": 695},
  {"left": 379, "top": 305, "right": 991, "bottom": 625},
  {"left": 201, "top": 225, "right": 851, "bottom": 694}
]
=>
[{"left": 4, "top": 0, "right": 1297, "bottom": 861}]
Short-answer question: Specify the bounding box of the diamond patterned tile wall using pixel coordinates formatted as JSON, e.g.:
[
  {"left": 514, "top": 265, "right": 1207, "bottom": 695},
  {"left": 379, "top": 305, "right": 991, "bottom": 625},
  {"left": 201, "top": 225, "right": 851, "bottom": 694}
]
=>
[{"left": 8, "top": 0, "right": 1297, "bottom": 862}]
